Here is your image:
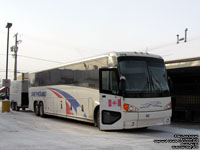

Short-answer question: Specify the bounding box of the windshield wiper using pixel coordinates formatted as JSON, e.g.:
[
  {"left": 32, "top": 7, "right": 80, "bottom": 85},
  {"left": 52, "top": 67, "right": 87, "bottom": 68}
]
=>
[
  {"left": 146, "top": 65, "right": 154, "bottom": 92},
  {"left": 143, "top": 77, "right": 151, "bottom": 92},
  {"left": 149, "top": 70, "right": 162, "bottom": 91}
]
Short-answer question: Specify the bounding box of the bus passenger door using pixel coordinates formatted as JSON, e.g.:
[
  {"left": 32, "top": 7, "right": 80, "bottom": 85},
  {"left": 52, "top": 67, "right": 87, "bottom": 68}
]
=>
[{"left": 99, "top": 68, "right": 124, "bottom": 130}]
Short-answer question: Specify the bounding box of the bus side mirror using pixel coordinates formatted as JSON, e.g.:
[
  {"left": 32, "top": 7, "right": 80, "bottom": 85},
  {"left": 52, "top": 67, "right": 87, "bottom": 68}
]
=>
[{"left": 119, "top": 76, "right": 126, "bottom": 96}]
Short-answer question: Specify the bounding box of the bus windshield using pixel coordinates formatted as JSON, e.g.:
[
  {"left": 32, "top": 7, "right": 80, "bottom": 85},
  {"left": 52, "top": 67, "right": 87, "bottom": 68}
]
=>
[{"left": 119, "top": 57, "right": 170, "bottom": 97}]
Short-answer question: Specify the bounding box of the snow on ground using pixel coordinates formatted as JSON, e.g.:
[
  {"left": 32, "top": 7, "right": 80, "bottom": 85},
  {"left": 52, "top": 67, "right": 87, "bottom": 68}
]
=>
[{"left": 0, "top": 101, "right": 199, "bottom": 150}]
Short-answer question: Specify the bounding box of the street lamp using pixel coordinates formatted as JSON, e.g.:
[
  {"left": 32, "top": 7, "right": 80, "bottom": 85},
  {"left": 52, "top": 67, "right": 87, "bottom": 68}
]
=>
[{"left": 5, "top": 22, "right": 12, "bottom": 98}]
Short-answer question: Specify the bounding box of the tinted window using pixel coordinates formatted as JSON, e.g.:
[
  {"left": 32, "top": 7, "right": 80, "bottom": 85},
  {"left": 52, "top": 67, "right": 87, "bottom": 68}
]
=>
[
  {"left": 119, "top": 56, "right": 170, "bottom": 98},
  {"left": 102, "top": 71, "right": 109, "bottom": 91},
  {"left": 101, "top": 70, "right": 119, "bottom": 92},
  {"left": 29, "top": 57, "right": 108, "bottom": 89}
]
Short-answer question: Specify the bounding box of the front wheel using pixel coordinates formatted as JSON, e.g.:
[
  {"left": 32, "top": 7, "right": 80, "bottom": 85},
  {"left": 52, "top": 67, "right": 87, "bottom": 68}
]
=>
[
  {"left": 94, "top": 109, "right": 100, "bottom": 129},
  {"left": 97, "top": 110, "right": 100, "bottom": 129}
]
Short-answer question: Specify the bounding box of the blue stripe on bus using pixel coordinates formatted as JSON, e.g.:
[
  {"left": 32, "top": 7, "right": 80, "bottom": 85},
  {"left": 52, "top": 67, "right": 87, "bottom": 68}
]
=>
[
  {"left": 84, "top": 113, "right": 87, "bottom": 118},
  {"left": 49, "top": 88, "right": 80, "bottom": 114}
]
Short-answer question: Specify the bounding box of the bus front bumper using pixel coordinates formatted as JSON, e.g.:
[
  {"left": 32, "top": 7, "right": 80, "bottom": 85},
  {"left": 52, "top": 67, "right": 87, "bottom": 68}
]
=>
[{"left": 124, "top": 109, "right": 172, "bottom": 129}]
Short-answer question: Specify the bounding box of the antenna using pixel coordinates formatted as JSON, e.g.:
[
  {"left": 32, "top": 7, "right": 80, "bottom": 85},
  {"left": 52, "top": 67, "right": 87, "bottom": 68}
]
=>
[
  {"left": 176, "top": 28, "right": 188, "bottom": 44},
  {"left": 176, "top": 34, "right": 179, "bottom": 44},
  {"left": 145, "top": 47, "right": 148, "bottom": 53},
  {"left": 185, "top": 28, "right": 188, "bottom": 42}
]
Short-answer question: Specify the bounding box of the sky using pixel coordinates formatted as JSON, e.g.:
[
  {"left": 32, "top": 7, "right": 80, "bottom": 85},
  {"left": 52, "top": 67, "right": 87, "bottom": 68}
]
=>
[{"left": 0, "top": 0, "right": 200, "bottom": 82}]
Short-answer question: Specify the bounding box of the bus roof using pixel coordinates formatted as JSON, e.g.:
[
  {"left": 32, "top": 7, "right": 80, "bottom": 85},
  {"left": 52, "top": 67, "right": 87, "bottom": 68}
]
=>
[
  {"left": 29, "top": 51, "right": 163, "bottom": 73},
  {"left": 112, "top": 51, "right": 162, "bottom": 59}
]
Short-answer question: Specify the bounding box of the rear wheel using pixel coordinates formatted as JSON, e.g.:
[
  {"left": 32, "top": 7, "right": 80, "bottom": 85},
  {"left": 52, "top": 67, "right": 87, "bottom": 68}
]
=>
[
  {"left": 39, "top": 102, "right": 45, "bottom": 118},
  {"left": 34, "top": 102, "right": 40, "bottom": 116}
]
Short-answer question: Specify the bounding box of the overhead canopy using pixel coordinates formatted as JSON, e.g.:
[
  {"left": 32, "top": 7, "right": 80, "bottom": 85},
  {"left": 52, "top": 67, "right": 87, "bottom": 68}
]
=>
[{"left": 165, "top": 57, "right": 200, "bottom": 69}]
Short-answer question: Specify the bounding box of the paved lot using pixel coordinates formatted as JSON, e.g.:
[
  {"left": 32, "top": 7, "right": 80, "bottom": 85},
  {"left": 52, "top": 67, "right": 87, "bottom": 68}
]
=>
[{"left": 0, "top": 101, "right": 199, "bottom": 150}]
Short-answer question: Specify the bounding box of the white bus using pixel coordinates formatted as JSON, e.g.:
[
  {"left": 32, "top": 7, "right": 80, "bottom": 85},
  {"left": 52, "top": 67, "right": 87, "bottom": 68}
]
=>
[{"left": 28, "top": 52, "right": 172, "bottom": 130}]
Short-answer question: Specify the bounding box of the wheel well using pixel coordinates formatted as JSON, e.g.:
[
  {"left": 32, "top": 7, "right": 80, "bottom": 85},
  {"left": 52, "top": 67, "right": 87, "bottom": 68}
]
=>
[{"left": 94, "top": 105, "right": 99, "bottom": 124}]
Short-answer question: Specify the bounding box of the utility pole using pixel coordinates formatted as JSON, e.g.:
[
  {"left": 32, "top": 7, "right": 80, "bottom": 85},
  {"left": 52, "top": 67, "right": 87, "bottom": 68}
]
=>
[
  {"left": 14, "top": 33, "right": 18, "bottom": 80},
  {"left": 11, "top": 33, "right": 21, "bottom": 80}
]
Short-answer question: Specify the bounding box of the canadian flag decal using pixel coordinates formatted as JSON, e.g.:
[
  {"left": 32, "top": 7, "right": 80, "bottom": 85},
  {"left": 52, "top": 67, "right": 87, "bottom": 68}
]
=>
[{"left": 108, "top": 99, "right": 121, "bottom": 107}]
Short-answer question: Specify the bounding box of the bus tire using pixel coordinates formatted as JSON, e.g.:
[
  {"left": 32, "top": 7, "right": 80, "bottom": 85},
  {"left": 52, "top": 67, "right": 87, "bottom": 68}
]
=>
[
  {"left": 39, "top": 102, "right": 45, "bottom": 118},
  {"left": 94, "top": 107, "right": 100, "bottom": 129},
  {"left": 96, "top": 109, "right": 100, "bottom": 129},
  {"left": 34, "top": 102, "right": 40, "bottom": 116}
]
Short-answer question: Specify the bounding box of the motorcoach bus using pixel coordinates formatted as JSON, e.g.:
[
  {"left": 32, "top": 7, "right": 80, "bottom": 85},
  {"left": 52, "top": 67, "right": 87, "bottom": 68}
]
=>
[{"left": 28, "top": 52, "right": 172, "bottom": 130}]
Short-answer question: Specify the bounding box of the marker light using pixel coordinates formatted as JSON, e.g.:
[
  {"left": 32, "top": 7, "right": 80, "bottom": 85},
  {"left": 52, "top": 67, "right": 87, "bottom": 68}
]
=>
[
  {"left": 123, "top": 104, "right": 138, "bottom": 112},
  {"left": 123, "top": 104, "right": 129, "bottom": 111},
  {"left": 164, "top": 102, "right": 172, "bottom": 110}
]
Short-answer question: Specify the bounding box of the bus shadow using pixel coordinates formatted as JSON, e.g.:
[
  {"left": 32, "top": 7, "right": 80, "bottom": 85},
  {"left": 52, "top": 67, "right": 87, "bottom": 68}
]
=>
[
  {"left": 11, "top": 109, "right": 33, "bottom": 113},
  {"left": 18, "top": 110, "right": 184, "bottom": 137},
  {"left": 31, "top": 112, "right": 169, "bottom": 135},
  {"left": 107, "top": 127, "right": 163, "bottom": 134},
  {"left": 44, "top": 114, "right": 94, "bottom": 127}
]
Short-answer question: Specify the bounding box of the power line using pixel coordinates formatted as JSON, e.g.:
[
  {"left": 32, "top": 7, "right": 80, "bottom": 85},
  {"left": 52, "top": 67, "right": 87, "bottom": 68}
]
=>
[
  {"left": 0, "top": 71, "right": 22, "bottom": 73},
  {"left": 17, "top": 54, "right": 63, "bottom": 64},
  {"left": 148, "top": 41, "right": 176, "bottom": 52},
  {"left": 149, "top": 36, "right": 200, "bottom": 54},
  {"left": 0, "top": 53, "right": 63, "bottom": 64}
]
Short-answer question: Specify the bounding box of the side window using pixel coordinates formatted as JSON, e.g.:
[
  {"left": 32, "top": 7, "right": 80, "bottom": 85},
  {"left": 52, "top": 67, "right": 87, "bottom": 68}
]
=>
[
  {"left": 110, "top": 71, "right": 118, "bottom": 91},
  {"left": 101, "top": 70, "right": 119, "bottom": 94},
  {"left": 102, "top": 71, "right": 109, "bottom": 91}
]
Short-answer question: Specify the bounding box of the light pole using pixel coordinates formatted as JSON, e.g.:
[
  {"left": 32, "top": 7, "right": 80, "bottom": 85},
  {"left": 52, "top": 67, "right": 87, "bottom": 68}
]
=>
[{"left": 5, "top": 22, "right": 12, "bottom": 98}]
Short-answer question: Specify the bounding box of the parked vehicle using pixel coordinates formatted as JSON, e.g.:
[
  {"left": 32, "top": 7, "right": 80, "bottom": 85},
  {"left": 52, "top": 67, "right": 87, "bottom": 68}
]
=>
[
  {"left": 10, "top": 80, "right": 29, "bottom": 111},
  {"left": 0, "top": 93, "right": 9, "bottom": 100},
  {"left": 28, "top": 52, "right": 172, "bottom": 130}
]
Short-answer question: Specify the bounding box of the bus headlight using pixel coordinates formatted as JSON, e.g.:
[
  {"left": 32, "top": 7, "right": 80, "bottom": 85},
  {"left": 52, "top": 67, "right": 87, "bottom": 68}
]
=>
[
  {"left": 123, "top": 104, "right": 138, "bottom": 112},
  {"left": 164, "top": 102, "right": 172, "bottom": 110}
]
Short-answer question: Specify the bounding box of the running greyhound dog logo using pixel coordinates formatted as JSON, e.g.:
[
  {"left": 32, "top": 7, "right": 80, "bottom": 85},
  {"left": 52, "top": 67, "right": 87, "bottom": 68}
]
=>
[{"left": 140, "top": 101, "right": 162, "bottom": 109}]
